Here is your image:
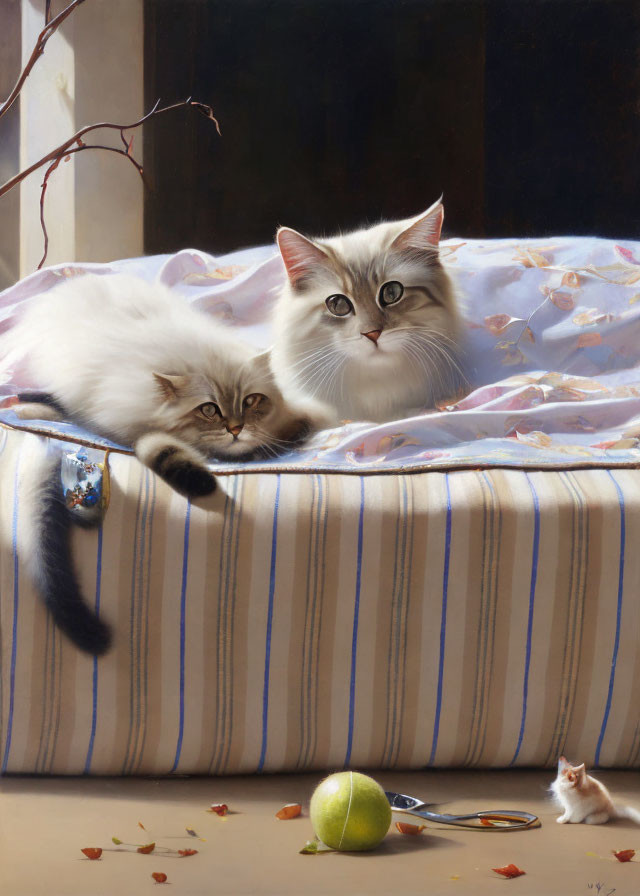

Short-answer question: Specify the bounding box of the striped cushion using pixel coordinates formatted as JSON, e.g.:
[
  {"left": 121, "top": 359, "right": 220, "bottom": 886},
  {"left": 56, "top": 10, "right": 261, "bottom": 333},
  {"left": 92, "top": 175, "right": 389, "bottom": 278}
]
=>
[{"left": 1, "top": 426, "right": 639, "bottom": 774}]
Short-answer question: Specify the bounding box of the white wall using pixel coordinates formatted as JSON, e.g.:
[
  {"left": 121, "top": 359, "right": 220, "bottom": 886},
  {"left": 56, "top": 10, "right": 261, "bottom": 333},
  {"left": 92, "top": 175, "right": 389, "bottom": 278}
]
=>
[{"left": 19, "top": 0, "right": 143, "bottom": 277}]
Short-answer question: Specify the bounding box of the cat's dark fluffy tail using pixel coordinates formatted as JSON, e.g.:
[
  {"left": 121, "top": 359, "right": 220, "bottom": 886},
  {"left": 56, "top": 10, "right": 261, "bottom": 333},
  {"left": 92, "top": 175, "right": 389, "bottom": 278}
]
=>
[{"left": 32, "top": 460, "right": 111, "bottom": 655}]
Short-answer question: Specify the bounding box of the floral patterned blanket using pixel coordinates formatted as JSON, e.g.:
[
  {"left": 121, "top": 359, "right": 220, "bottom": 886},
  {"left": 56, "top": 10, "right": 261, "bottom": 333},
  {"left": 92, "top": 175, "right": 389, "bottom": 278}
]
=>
[{"left": 2, "top": 236, "right": 640, "bottom": 472}]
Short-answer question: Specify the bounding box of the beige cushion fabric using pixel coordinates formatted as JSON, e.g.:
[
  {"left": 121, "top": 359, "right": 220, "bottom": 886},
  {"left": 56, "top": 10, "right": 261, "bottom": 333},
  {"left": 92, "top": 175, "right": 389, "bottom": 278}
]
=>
[{"left": 1, "top": 427, "right": 639, "bottom": 774}]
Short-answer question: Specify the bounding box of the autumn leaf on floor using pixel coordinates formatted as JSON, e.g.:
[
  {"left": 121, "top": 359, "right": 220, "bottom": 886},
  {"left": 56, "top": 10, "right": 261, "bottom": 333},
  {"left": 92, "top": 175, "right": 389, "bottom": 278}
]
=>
[
  {"left": 81, "top": 848, "right": 102, "bottom": 860},
  {"left": 178, "top": 849, "right": 198, "bottom": 857},
  {"left": 137, "top": 843, "right": 156, "bottom": 854},
  {"left": 138, "top": 822, "right": 147, "bottom": 832},
  {"left": 151, "top": 872, "right": 168, "bottom": 884},
  {"left": 208, "top": 804, "right": 228, "bottom": 816},
  {"left": 299, "top": 840, "right": 319, "bottom": 854},
  {"left": 276, "top": 803, "right": 302, "bottom": 820},
  {"left": 613, "top": 849, "right": 635, "bottom": 863},
  {"left": 492, "top": 864, "right": 525, "bottom": 879},
  {"left": 395, "top": 822, "right": 426, "bottom": 835}
]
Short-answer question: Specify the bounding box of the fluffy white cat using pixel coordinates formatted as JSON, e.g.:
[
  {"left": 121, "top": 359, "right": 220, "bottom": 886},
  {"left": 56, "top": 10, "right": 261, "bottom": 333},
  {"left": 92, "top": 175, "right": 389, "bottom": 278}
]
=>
[
  {"left": 271, "top": 198, "right": 464, "bottom": 422},
  {"left": 1, "top": 272, "right": 326, "bottom": 653},
  {"left": 551, "top": 755, "right": 640, "bottom": 824}
]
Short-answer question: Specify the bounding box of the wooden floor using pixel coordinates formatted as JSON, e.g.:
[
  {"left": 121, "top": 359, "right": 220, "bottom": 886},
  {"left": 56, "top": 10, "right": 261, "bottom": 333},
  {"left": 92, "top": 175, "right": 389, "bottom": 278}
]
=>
[{"left": 1, "top": 768, "right": 639, "bottom": 895}]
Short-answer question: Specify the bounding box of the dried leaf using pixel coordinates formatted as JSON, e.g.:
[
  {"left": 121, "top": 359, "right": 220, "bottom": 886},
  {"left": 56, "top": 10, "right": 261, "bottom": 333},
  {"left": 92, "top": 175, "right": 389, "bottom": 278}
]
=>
[
  {"left": 137, "top": 843, "right": 156, "bottom": 854},
  {"left": 520, "top": 326, "right": 535, "bottom": 344},
  {"left": 550, "top": 291, "right": 575, "bottom": 311},
  {"left": 299, "top": 840, "right": 319, "bottom": 854},
  {"left": 492, "top": 864, "right": 525, "bottom": 878},
  {"left": 395, "top": 821, "right": 426, "bottom": 835},
  {"left": 111, "top": 837, "right": 122, "bottom": 845},
  {"left": 527, "top": 250, "right": 549, "bottom": 268},
  {"left": 516, "top": 430, "right": 553, "bottom": 449},
  {"left": 151, "top": 872, "right": 168, "bottom": 883},
  {"left": 577, "top": 332, "right": 603, "bottom": 348},
  {"left": 209, "top": 803, "right": 228, "bottom": 816},
  {"left": 186, "top": 828, "right": 198, "bottom": 838},
  {"left": 615, "top": 245, "right": 640, "bottom": 265},
  {"left": 138, "top": 822, "right": 147, "bottom": 831},
  {"left": 81, "top": 847, "right": 102, "bottom": 860},
  {"left": 484, "top": 314, "right": 523, "bottom": 335},
  {"left": 561, "top": 271, "right": 581, "bottom": 288},
  {"left": 613, "top": 849, "right": 635, "bottom": 863},
  {"left": 276, "top": 803, "right": 302, "bottom": 820},
  {"left": 178, "top": 849, "right": 198, "bottom": 857},
  {"left": 573, "top": 308, "right": 609, "bottom": 327}
]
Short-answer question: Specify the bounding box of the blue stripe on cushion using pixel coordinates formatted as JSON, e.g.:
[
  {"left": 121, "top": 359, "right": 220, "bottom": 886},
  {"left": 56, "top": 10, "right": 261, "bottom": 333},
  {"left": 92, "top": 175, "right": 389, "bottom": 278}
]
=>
[
  {"left": 344, "top": 476, "right": 365, "bottom": 768},
  {"left": 428, "top": 473, "right": 452, "bottom": 767},
  {"left": 170, "top": 500, "right": 191, "bottom": 773},
  {"left": 595, "top": 470, "right": 625, "bottom": 766},
  {"left": 258, "top": 474, "right": 281, "bottom": 772},
  {"left": 510, "top": 473, "right": 540, "bottom": 765},
  {"left": 1, "top": 461, "right": 20, "bottom": 773}
]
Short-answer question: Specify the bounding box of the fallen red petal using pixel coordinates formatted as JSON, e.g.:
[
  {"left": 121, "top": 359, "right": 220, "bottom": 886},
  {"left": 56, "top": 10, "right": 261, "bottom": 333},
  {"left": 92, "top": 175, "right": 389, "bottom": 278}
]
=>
[
  {"left": 137, "top": 842, "right": 156, "bottom": 854},
  {"left": 209, "top": 804, "right": 228, "bottom": 816},
  {"left": 178, "top": 848, "right": 198, "bottom": 857},
  {"left": 395, "top": 821, "right": 426, "bottom": 835},
  {"left": 613, "top": 849, "right": 635, "bottom": 863},
  {"left": 276, "top": 803, "right": 302, "bottom": 820},
  {"left": 492, "top": 864, "right": 526, "bottom": 879},
  {"left": 151, "top": 872, "right": 168, "bottom": 883},
  {"left": 81, "top": 847, "right": 102, "bottom": 860}
]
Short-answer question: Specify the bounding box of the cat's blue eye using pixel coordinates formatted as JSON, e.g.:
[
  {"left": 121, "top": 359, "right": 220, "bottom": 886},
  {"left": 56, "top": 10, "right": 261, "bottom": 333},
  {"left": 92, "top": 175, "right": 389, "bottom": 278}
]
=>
[
  {"left": 379, "top": 281, "right": 404, "bottom": 307},
  {"left": 325, "top": 294, "right": 354, "bottom": 317},
  {"left": 199, "top": 402, "right": 221, "bottom": 419}
]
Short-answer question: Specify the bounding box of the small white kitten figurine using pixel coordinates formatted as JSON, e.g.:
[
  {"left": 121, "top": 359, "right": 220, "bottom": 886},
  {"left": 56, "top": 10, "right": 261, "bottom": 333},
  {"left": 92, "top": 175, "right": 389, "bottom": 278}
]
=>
[{"left": 551, "top": 755, "right": 640, "bottom": 825}]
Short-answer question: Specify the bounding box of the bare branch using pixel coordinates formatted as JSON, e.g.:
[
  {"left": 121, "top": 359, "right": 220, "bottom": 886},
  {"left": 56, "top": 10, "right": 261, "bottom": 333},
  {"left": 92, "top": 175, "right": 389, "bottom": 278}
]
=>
[
  {"left": 45, "top": 1, "right": 53, "bottom": 25},
  {"left": 0, "top": 97, "right": 219, "bottom": 200},
  {"left": 0, "top": 0, "right": 88, "bottom": 123},
  {"left": 37, "top": 143, "right": 145, "bottom": 269},
  {"left": 0, "top": 97, "right": 218, "bottom": 269}
]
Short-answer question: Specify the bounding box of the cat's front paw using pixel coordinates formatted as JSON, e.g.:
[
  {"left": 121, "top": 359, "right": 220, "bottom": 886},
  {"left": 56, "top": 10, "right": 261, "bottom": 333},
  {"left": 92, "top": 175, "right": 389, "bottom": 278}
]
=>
[
  {"left": 556, "top": 815, "right": 569, "bottom": 823},
  {"left": 136, "top": 434, "right": 217, "bottom": 498},
  {"left": 168, "top": 464, "right": 217, "bottom": 498}
]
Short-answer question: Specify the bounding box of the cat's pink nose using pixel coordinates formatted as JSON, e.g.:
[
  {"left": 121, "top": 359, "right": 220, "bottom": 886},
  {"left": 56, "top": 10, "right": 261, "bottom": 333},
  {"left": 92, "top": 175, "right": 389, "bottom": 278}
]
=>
[
  {"left": 226, "top": 423, "right": 244, "bottom": 437},
  {"left": 362, "top": 329, "right": 382, "bottom": 344}
]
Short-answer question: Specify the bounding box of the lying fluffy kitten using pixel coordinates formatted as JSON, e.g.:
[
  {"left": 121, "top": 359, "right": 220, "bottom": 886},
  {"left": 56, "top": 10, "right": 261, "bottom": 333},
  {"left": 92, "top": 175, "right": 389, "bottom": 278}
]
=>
[
  {"left": 271, "top": 198, "right": 464, "bottom": 422},
  {"left": 551, "top": 755, "right": 640, "bottom": 824},
  {"left": 8, "top": 273, "right": 319, "bottom": 490},
  {"left": 4, "top": 273, "right": 323, "bottom": 653}
]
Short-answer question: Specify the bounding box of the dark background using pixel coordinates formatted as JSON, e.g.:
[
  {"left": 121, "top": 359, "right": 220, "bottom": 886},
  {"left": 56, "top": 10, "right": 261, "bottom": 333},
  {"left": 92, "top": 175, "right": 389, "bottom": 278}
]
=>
[{"left": 144, "top": 0, "right": 640, "bottom": 255}]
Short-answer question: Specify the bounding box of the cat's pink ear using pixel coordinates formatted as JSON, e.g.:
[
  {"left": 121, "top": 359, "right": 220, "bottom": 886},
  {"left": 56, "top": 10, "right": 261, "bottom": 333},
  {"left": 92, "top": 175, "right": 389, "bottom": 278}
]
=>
[
  {"left": 558, "top": 755, "right": 571, "bottom": 771},
  {"left": 574, "top": 763, "right": 586, "bottom": 781},
  {"left": 391, "top": 198, "right": 444, "bottom": 253},
  {"left": 153, "top": 372, "right": 190, "bottom": 400},
  {"left": 277, "top": 227, "right": 329, "bottom": 287}
]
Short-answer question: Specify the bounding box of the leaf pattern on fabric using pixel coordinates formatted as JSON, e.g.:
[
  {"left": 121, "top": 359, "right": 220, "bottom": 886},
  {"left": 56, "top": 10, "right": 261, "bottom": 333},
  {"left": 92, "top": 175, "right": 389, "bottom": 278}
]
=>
[{"left": 3, "top": 237, "right": 640, "bottom": 470}]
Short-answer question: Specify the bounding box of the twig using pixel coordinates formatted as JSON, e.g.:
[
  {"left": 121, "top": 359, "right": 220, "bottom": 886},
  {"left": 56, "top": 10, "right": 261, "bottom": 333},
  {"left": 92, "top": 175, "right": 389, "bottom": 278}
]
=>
[
  {"left": 18, "top": 97, "right": 218, "bottom": 269},
  {"left": 0, "top": 97, "right": 219, "bottom": 200},
  {"left": 38, "top": 143, "right": 145, "bottom": 269},
  {"left": 0, "top": 0, "right": 87, "bottom": 123}
]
